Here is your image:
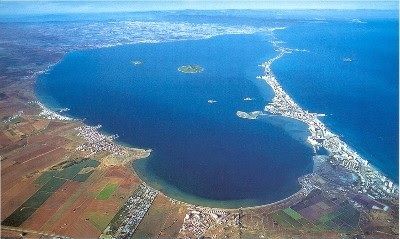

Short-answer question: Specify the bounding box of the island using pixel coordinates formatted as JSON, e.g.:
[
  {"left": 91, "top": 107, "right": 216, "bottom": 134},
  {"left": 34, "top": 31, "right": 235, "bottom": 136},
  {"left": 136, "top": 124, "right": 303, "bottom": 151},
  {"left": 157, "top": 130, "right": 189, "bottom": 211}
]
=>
[
  {"left": 131, "top": 60, "right": 143, "bottom": 66},
  {"left": 178, "top": 64, "right": 204, "bottom": 74},
  {"left": 236, "top": 110, "right": 264, "bottom": 120}
]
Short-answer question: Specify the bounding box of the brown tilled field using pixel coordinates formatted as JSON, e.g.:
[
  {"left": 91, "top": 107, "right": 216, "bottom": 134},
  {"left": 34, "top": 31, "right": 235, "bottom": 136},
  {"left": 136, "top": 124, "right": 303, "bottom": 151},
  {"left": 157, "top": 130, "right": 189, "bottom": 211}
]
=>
[
  {"left": 133, "top": 194, "right": 187, "bottom": 238},
  {"left": 21, "top": 181, "right": 82, "bottom": 231},
  {"left": 1, "top": 178, "right": 40, "bottom": 221}
]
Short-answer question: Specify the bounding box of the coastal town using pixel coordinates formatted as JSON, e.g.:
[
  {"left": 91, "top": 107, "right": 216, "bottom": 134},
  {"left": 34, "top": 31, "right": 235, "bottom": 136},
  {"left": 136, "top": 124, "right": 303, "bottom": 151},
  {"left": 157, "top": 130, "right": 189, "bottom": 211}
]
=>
[
  {"left": 14, "top": 35, "right": 396, "bottom": 239},
  {"left": 75, "top": 125, "right": 126, "bottom": 156},
  {"left": 259, "top": 40, "right": 398, "bottom": 200},
  {"left": 179, "top": 207, "right": 238, "bottom": 238},
  {"left": 1, "top": 9, "right": 398, "bottom": 239},
  {"left": 102, "top": 184, "right": 158, "bottom": 239},
  {"left": 35, "top": 101, "right": 73, "bottom": 121},
  {"left": 236, "top": 110, "right": 264, "bottom": 120}
]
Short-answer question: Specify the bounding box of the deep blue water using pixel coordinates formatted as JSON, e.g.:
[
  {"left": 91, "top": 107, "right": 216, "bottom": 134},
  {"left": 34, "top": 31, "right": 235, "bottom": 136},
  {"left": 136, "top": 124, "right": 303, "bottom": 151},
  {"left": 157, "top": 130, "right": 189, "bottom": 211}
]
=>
[
  {"left": 272, "top": 19, "right": 399, "bottom": 181},
  {"left": 33, "top": 11, "right": 399, "bottom": 207},
  {"left": 36, "top": 34, "right": 314, "bottom": 207}
]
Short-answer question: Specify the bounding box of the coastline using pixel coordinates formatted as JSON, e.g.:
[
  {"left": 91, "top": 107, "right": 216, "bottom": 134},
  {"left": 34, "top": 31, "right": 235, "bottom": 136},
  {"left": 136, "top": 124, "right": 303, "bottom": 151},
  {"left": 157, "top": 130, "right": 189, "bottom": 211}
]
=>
[
  {"left": 2, "top": 13, "right": 398, "bottom": 238},
  {"left": 34, "top": 97, "right": 152, "bottom": 159},
  {"left": 35, "top": 93, "right": 306, "bottom": 210},
  {"left": 258, "top": 31, "right": 398, "bottom": 199},
  {"left": 132, "top": 156, "right": 306, "bottom": 209},
  {"left": 32, "top": 28, "right": 397, "bottom": 212}
]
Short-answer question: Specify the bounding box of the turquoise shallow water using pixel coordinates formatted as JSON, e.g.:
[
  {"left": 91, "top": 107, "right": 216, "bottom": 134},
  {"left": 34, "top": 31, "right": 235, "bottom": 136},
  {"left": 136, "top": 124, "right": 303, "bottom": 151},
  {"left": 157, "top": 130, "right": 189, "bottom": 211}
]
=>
[{"left": 36, "top": 34, "right": 315, "bottom": 208}]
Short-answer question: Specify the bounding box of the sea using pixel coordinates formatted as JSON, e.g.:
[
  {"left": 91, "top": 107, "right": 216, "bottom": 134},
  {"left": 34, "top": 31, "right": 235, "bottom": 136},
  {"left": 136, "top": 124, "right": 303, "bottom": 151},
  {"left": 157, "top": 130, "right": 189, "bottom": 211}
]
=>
[{"left": 2, "top": 8, "right": 397, "bottom": 208}]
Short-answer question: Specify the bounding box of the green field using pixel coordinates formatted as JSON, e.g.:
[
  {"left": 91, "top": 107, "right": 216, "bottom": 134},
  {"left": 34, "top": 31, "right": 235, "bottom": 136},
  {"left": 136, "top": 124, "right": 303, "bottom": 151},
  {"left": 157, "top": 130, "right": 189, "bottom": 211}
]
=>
[
  {"left": 2, "top": 177, "right": 67, "bottom": 227},
  {"left": 35, "top": 158, "right": 100, "bottom": 185},
  {"left": 317, "top": 202, "right": 360, "bottom": 232},
  {"left": 283, "top": 207, "right": 303, "bottom": 220},
  {"left": 272, "top": 207, "right": 326, "bottom": 232},
  {"left": 2, "top": 158, "right": 100, "bottom": 227},
  {"left": 97, "top": 183, "right": 119, "bottom": 200},
  {"left": 89, "top": 212, "right": 113, "bottom": 231},
  {"left": 271, "top": 193, "right": 361, "bottom": 233}
]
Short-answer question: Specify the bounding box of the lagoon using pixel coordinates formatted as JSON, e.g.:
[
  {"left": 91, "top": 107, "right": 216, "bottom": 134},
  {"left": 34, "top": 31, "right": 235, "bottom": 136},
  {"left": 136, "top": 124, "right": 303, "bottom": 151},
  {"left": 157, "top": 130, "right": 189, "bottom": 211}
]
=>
[{"left": 36, "top": 34, "right": 314, "bottom": 208}]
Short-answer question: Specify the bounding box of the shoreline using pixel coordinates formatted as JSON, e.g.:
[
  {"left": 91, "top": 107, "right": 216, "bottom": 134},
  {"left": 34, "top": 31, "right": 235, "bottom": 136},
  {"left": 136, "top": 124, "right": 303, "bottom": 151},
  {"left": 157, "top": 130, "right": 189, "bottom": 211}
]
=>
[
  {"left": 32, "top": 30, "right": 397, "bottom": 212},
  {"left": 34, "top": 98, "right": 152, "bottom": 159},
  {"left": 1, "top": 14, "right": 398, "bottom": 238},
  {"left": 259, "top": 33, "right": 398, "bottom": 199},
  {"left": 132, "top": 156, "right": 307, "bottom": 210},
  {"left": 30, "top": 34, "right": 318, "bottom": 211}
]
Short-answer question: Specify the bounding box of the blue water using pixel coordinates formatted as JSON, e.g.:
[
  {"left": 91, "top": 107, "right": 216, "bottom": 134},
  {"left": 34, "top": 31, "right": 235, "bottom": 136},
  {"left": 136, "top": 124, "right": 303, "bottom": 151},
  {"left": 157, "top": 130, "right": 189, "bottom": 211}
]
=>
[
  {"left": 272, "top": 19, "right": 399, "bottom": 181},
  {"left": 33, "top": 10, "right": 399, "bottom": 207},
  {"left": 36, "top": 34, "right": 314, "bottom": 207}
]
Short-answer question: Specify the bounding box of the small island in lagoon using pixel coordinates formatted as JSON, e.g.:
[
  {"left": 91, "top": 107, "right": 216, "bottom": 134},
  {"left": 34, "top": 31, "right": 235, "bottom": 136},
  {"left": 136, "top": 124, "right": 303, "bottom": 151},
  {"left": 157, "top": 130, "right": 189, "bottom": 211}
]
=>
[
  {"left": 178, "top": 64, "right": 204, "bottom": 74},
  {"left": 131, "top": 60, "right": 143, "bottom": 66}
]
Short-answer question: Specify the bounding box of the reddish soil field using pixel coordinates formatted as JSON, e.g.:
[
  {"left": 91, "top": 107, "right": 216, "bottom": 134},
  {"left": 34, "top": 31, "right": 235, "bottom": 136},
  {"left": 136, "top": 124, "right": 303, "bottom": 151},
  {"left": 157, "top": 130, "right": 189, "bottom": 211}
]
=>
[
  {"left": 0, "top": 137, "right": 26, "bottom": 153},
  {"left": 1, "top": 147, "right": 67, "bottom": 192},
  {"left": 15, "top": 123, "right": 36, "bottom": 135},
  {"left": 48, "top": 191, "right": 102, "bottom": 238},
  {"left": 1, "top": 178, "right": 40, "bottom": 221},
  {"left": 1, "top": 228, "right": 43, "bottom": 238},
  {"left": 104, "top": 165, "right": 141, "bottom": 189},
  {"left": 3, "top": 144, "right": 55, "bottom": 165},
  {"left": 0, "top": 132, "right": 12, "bottom": 147},
  {"left": 45, "top": 121, "right": 67, "bottom": 132},
  {"left": 22, "top": 181, "right": 82, "bottom": 231},
  {"left": 46, "top": 122, "right": 79, "bottom": 136}
]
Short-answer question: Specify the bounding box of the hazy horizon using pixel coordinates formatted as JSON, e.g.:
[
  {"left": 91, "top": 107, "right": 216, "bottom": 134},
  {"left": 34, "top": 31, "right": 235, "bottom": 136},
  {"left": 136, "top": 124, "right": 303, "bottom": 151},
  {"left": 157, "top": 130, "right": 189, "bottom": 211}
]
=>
[{"left": 0, "top": 0, "right": 398, "bottom": 16}]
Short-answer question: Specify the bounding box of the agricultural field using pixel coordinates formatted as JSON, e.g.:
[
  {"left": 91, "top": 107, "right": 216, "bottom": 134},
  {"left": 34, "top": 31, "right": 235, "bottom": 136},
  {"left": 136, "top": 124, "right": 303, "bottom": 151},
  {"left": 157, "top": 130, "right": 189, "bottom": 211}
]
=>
[
  {"left": 133, "top": 194, "right": 187, "bottom": 238},
  {"left": 2, "top": 158, "right": 99, "bottom": 227},
  {"left": 0, "top": 112, "right": 145, "bottom": 238},
  {"left": 269, "top": 189, "right": 360, "bottom": 233},
  {"left": 0, "top": 75, "right": 398, "bottom": 239},
  {"left": 97, "top": 183, "right": 119, "bottom": 200}
]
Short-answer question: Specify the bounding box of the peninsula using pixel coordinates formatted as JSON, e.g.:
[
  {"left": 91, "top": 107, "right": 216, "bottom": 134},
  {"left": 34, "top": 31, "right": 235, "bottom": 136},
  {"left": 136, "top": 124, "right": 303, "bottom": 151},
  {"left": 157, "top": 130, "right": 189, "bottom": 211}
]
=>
[{"left": 258, "top": 40, "right": 397, "bottom": 199}]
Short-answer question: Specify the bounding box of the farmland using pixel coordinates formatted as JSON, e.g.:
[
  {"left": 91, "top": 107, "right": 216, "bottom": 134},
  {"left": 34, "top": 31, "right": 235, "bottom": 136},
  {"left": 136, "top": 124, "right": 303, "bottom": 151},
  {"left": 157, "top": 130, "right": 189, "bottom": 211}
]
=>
[
  {"left": 0, "top": 72, "right": 398, "bottom": 239},
  {"left": 0, "top": 105, "right": 149, "bottom": 238},
  {"left": 97, "top": 183, "right": 119, "bottom": 200}
]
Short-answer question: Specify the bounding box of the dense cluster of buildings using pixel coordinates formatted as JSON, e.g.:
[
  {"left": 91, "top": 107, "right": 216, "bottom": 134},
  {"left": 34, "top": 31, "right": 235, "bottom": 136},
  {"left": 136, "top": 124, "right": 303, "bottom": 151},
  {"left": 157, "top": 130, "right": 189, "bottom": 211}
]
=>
[
  {"left": 75, "top": 125, "right": 125, "bottom": 156},
  {"left": 113, "top": 184, "right": 157, "bottom": 239},
  {"left": 2, "top": 110, "right": 23, "bottom": 123},
  {"left": 36, "top": 101, "right": 72, "bottom": 121},
  {"left": 261, "top": 45, "right": 398, "bottom": 200},
  {"left": 179, "top": 207, "right": 237, "bottom": 238}
]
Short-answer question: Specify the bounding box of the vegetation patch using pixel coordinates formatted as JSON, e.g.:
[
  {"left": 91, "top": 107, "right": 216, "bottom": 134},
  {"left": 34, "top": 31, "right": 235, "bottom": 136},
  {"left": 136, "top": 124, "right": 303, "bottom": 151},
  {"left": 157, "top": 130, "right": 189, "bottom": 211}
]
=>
[
  {"left": 283, "top": 207, "right": 303, "bottom": 221},
  {"left": 97, "top": 183, "right": 119, "bottom": 200},
  {"left": 317, "top": 202, "right": 360, "bottom": 232},
  {"left": 2, "top": 159, "right": 100, "bottom": 227},
  {"left": 1, "top": 177, "right": 66, "bottom": 227},
  {"left": 35, "top": 158, "right": 99, "bottom": 185},
  {"left": 89, "top": 212, "right": 113, "bottom": 231}
]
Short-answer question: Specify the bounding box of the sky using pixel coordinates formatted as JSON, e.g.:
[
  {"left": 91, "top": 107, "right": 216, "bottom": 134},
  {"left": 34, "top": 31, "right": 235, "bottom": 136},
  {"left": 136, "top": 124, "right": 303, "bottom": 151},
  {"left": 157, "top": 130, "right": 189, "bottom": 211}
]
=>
[{"left": 0, "top": 0, "right": 398, "bottom": 15}]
